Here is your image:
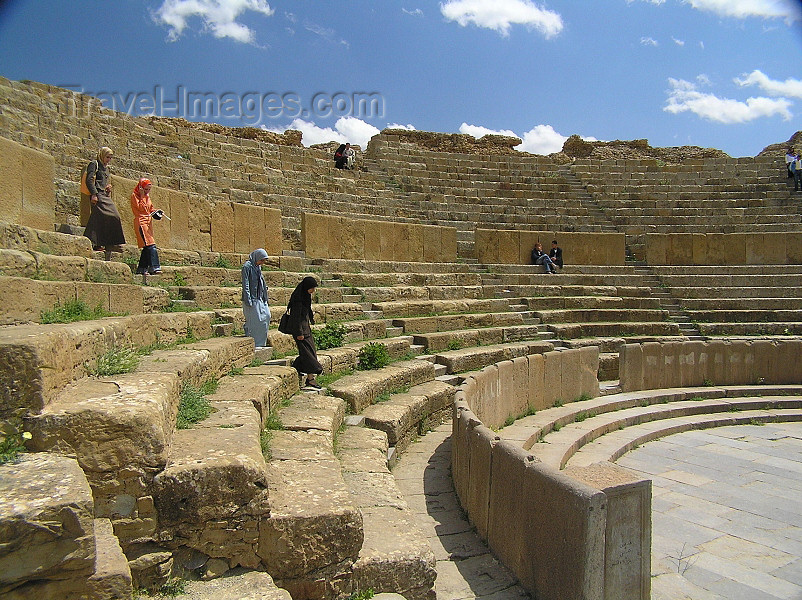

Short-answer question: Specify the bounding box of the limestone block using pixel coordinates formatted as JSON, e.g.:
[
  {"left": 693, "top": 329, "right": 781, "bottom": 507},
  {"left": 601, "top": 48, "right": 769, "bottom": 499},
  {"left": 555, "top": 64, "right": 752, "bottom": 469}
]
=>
[
  {"left": 451, "top": 401, "right": 476, "bottom": 507},
  {"left": 0, "top": 249, "right": 37, "bottom": 278},
  {"left": 364, "top": 221, "right": 381, "bottom": 261},
  {"left": 497, "top": 229, "right": 519, "bottom": 264},
  {"left": 691, "top": 234, "right": 707, "bottom": 265},
  {"left": 474, "top": 228, "right": 498, "bottom": 264},
  {"left": 518, "top": 230, "right": 540, "bottom": 264},
  {"left": 559, "top": 349, "right": 584, "bottom": 403},
  {"left": 26, "top": 371, "right": 181, "bottom": 476},
  {"left": 579, "top": 345, "right": 600, "bottom": 398},
  {"left": 176, "top": 570, "right": 291, "bottom": 600},
  {"left": 528, "top": 352, "right": 546, "bottom": 410},
  {"left": 234, "top": 203, "right": 261, "bottom": 255},
  {"left": 351, "top": 505, "right": 436, "bottom": 600},
  {"left": 495, "top": 360, "right": 515, "bottom": 428},
  {"left": 327, "top": 216, "right": 344, "bottom": 260},
  {"left": 640, "top": 342, "right": 664, "bottom": 390},
  {"left": 278, "top": 394, "right": 345, "bottom": 434},
  {"left": 786, "top": 232, "right": 802, "bottom": 264},
  {"left": 85, "top": 258, "right": 133, "bottom": 284},
  {"left": 704, "top": 234, "right": 728, "bottom": 265},
  {"left": 0, "top": 454, "right": 95, "bottom": 593},
  {"left": 36, "top": 229, "right": 94, "bottom": 258},
  {"left": 0, "top": 276, "right": 72, "bottom": 325},
  {"left": 393, "top": 223, "right": 410, "bottom": 262},
  {"left": 0, "top": 136, "right": 55, "bottom": 230},
  {"left": 153, "top": 402, "right": 269, "bottom": 540},
  {"left": 378, "top": 220, "right": 396, "bottom": 262},
  {"left": 466, "top": 424, "right": 499, "bottom": 539},
  {"left": 564, "top": 462, "right": 651, "bottom": 600},
  {"left": 87, "top": 518, "right": 133, "bottom": 600},
  {"left": 258, "top": 459, "right": 363, "bottom": 579},
  {"left": 619, "top": 344, "right": 643, "bottom": 392},
  {"left": 669, "top": 234, "right": 693, "bottom": 265},
  {"left": 211, "top": 202, "right": 234, "bottom": 253},
  {"left": 126, "top": 543, "right": 173, "bottom": 592},
  {"left": 263, "top": 207, "right": 282, "bottom": 257},
  {"left": 542, "top": 351, "right": 563, "bottom": 407},
  {"left": 407, "top": 223, "right": 424, "bottom": 261},
  {"left": 644, "top": 235, "right": 668, "bottom": 266},
  {"left": 33, "top": 252, "right": 87, "bottom": 281},
  {"left": 340, "top": 217, "right": 364, "bottom": 261},
  {"left": 110, "top": 176, "right": 138, "bottom": 245},
  {"left": 487, "top": 441, "right": 606, "bottom": 600},
  {"left": 440, "top": 226, "right": 458, "bottom": 262}
]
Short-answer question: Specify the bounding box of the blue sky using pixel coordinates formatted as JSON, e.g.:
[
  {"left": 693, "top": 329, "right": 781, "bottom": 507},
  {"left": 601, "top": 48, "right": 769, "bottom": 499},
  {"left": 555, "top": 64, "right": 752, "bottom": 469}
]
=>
[{"left": 0, "top": 0, "right": 800, "bottom": 156}]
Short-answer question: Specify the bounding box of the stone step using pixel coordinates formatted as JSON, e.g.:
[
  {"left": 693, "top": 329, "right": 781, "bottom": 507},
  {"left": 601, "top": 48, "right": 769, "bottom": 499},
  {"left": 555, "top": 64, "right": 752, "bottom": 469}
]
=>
[
  {"left": 328, "top": 360, "right": 436, "bottom": 413},
  {"left": 501, "top": 386, "right": 802, "bottom": 469},
  {"left": 0, "top": 454, "right": 98, "bottom": 598},
  {"left": 518, "top": 294, "right": 661, "bottom": 310},
  {"left": 161, "top": 570, "right": 291, "bottom": 600},
  {"left": 533, "top": 308, "right": 669, "bottom": 324},
  {"left": 393, "top": 311, "right": 524, "bottom": 334},
  {"left": 412, "top": 324, "right": 543, "bottom": 352},
  {"left": 361, "top": 379, "right": 456, "bottom": 454},
  {"left": 336, "top": 426, "right": 437, "bottom": 600},
  {"left": 567, "top": 407, "right": 802, "bottom": 469},
  {"left": 434, "top": 340, "right": 554, "bottom": 374},
  {"left": 370, "top": 297, "right": 512, "bottom": 317},
  {"left": 151, "top": 400, "right": 270, "bottom": 575},
  {"left": 697, "top": 321, "right": 802, "bottom": 336},
  {"left": 547, "top": 321, "right": 682, "bottom": 339},
  {"left": 263, "top": 393, "right": 361, "bottom": 598},
  {"left": 25, "top": 336, "right": 254, "bottom": 540}
]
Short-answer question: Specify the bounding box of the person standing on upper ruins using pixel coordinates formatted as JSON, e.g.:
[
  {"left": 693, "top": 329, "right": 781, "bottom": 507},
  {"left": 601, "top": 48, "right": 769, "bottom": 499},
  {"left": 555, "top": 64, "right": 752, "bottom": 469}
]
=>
[
  {"left": 285, "top": 276, "right": 323, "bottom": 389},
  {"left": 786, "top": 148, "right": 798, "bottom": 179},
  {"left": 241, "top": 248, "right": 271, "bottom": 348},
  {"left": 130, "top": 178, "right": 163, "bottom": 277},
  {"left": 334, "top": 143, "right": 348, "bottom": 169},
  {"left": 82, "top": 147, "right": 126, "bottom": 260},
  {"left": 531, "top": 242, "right": 557, "bottom": 274}
]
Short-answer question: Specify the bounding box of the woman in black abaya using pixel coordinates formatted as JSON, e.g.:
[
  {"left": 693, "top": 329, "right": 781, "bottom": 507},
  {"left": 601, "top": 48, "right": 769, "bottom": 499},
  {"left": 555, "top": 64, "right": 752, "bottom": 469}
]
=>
[{"left": 286, "top": 276, "right": 323, "bottom": 388}]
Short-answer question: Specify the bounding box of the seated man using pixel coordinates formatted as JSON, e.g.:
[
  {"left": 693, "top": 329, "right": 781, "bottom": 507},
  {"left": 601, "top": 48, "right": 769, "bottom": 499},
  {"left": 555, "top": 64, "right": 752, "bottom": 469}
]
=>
[
  {"left": 531, "top": 242, "right": 557, "bottom": 274},
  {"left": 549, "top": 239, "right": 563, "bottom": 269}
]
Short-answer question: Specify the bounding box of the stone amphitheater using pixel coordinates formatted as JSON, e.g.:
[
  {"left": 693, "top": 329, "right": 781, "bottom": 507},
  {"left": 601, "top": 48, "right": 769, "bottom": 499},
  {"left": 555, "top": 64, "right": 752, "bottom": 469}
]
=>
[{"left": 1, "top": 75, "right": 802, "bottom": 600}]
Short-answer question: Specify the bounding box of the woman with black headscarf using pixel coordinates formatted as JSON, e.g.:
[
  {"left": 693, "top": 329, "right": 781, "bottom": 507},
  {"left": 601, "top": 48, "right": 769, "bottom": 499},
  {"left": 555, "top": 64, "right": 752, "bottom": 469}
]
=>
[{"left": 286, "top": 276, "right": 323, "bottom": 388}]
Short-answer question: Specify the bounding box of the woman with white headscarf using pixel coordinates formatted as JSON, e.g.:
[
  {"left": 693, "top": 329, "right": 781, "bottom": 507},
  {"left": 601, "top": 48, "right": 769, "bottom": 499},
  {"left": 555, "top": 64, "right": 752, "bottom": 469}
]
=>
[{"left": 241, "top": 248, "right": 271, "bottom": 347}]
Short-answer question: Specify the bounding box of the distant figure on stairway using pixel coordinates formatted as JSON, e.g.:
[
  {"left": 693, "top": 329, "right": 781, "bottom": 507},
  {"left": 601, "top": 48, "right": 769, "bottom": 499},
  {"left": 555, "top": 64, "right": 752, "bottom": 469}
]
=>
[
  {"left": 241, "top": 248, "right": 271, "bottom": 348},
  {"left": 81, "top": 147, "right": 125, "bottom": 261},
  {"left": 786, "top": 148, "right": 798, "bottom": 179},
  {"left": 334, "top": 143, "right": 355, "bottom": 169},
  {"left": 531, "top": 242, "right": 557, "bottom": 274},
  {"left": 549, "top": 239, "right": 564, "bottom": 270},
  {"left": 130, "top": 178, "right": 163, "bottom": 277},
  {"left": 285, "top": 276, "right": 323, "bottom": 389}
]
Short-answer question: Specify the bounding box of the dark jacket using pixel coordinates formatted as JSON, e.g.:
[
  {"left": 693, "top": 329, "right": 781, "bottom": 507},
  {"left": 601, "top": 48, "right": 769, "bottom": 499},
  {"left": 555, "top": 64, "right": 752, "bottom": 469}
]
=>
[
  {"left": 85, "top": 159, "right": 109, "bottom": 196},
  {"left": 549, "top": 246, "right": 563, "bottom": 268}
]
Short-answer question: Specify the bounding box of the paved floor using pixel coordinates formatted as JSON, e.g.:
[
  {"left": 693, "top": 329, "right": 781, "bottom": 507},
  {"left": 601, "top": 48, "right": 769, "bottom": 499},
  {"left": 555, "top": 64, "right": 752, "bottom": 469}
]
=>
[
  {"left": 618, "top": 422, "right": 802, "bottom": 600},
  {"left": 392, "top": 422, "right": 531, "bottom": 600}
]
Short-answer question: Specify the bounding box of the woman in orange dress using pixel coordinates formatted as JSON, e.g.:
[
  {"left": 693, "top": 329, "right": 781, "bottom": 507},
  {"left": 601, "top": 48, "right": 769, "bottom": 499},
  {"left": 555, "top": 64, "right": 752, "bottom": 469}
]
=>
[{"left": 130, "top": 178, "right": 163, "bottom": 275}]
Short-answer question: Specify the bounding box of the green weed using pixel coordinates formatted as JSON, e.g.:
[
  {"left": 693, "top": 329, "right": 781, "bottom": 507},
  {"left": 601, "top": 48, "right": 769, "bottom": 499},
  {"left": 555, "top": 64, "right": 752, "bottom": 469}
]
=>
[
  {"left": 91, "top": 346, "right": 140, "bottom": 376},
  {"left": 214, "top": 255, "right": 234, "bottom": 270},
  {"left": 0, "top": 413, "right": 30, "bottom": 465},
  {"left": 176, "top": 383, "right": 215, "bottom": 429},
  {"left": 40, "top": 299, "right": 111, "bottom": 324},
  {"left": 316, "top": 321, "right": 348, "bottom": 350},
  {"left": 357, "top": 342, "right": 390, "bottom": 370}
]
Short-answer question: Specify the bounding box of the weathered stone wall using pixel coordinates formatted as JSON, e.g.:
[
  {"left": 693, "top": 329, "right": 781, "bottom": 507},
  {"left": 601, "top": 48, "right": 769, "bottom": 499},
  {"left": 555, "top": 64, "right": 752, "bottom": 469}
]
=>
[
  {"left": 619, "top": 339, "right": 802, "bottom": 391},
  {"left": 644, "top": 232, "right": 802, "bottom": 265},
  {"left": 560, "top": 134, "right": 729, "bottom": 163},
  {"left": 301, "top": 213, "right": 457, "bottom": 262},
  {"left": 374, "top": 129, "right": 523, "bottom": 155},
  {"left": 475, "top": 228, "right": 625, "bottom": 265},
  {"left": 452, "top": 347, "right": 651, "bottom": 600},
  {"left": 0, "top": 136, "right": 56, "bottom": 230}
]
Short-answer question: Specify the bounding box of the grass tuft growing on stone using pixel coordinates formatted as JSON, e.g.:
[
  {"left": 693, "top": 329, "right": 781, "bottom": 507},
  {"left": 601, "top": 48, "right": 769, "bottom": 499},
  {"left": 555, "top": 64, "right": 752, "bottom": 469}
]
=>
[
  {"left": 0, "top": 414, "right": 30, "bottom": 465},
  {"left": 40, "top": 298, "right": 112, "bottom": 324},
  {"left": 91, "top": 346, "right": 140, "bottom": 376},
  {"left": 176, "top": 382, "right": 216, "bottom": 429},
  {"left": 357, "top": 342, "right": 390, "bottom": 370},
  {"left": 316, "top": 321, "right": 348, "bottom": 350}
]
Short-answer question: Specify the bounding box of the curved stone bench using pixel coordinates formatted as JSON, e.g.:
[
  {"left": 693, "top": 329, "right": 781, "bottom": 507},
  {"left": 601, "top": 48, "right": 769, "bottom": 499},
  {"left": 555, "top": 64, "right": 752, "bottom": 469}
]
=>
[
  {"left": 370, "top": 297, "right": 512, "bottom": 317},
  {"left": 548, "top": 320, "right": 682, "bottom": 339},
  {"left": 393, "top": 311, "right": 524, "bottom": 334},
  {"left": 328, "top": 360, "right": 436, "bottom": 413},
  {"left": 358, "top": 285, "right": 484, "bottom": 302},
  {"left": 566, "top": 404, "right": 802, "bottom": 468},
  {"left": 412, "top": 324, "right": 544, "bottom": 352}
]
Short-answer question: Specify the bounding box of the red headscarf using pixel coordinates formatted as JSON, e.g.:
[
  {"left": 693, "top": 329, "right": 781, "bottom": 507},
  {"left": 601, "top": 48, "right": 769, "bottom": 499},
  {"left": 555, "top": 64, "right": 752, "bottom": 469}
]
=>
[{"left": 134, "top": 178, "right": 152, "bottom": 196}]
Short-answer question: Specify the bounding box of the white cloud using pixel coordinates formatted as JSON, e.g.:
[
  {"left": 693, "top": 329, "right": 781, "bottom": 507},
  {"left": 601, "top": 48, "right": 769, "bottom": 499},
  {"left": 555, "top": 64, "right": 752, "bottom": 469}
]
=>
[
  {"left": 664, "top": 77, "right": 793, "bottom": 123},
  {"left": 386, "top": 123, "right": 417, "bottom": 130},
  {"left": 402, "top": 8, "right": 424, "bottom": 16},
  {"left": 440, "top": 0, "right": 563, "bottom": 38},
  {"left": 460, "top": 123, "right": 598, "bottom": 155},
  {"left": 684, "top": 0, "right": 801, "bottom": 21},
  {"left": 735, "top": 69, "right": 802, "bottom": 99},
  {"left": 153, "top": 0, "right": 274, "bottom": 43},
  {"left": 459, "top": 123, "right": 518, "bottom": 138},
  {"left": 640, "top": 36, "right": 659, "bottom": 46},
  {"left": 672, "top": 36, "right": 685, "bottom": 45},
  {"left": 265, "top": 117, "right": 380, "bottom": 148},
  {"left": 630, "top": 0, "right": 801, "bottom": 21}
]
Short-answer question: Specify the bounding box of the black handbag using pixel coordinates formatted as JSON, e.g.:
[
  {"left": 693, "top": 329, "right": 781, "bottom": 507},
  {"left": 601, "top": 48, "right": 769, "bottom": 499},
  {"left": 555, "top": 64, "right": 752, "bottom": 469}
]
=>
[{"left": 278, "top": 310, "right": 291, "bottom": 334}]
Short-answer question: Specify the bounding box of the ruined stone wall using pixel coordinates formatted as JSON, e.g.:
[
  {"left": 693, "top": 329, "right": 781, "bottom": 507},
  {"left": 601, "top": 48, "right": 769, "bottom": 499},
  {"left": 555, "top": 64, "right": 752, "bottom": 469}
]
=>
[
  {"left": 619, "top": 339, "right": 802, "bottom": 391},
  {"left": 644, "top": 232, "right": 802, "bottom": 265},
  {"left": 475, "top": 228, "right": 625, "bottom": 265}
]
